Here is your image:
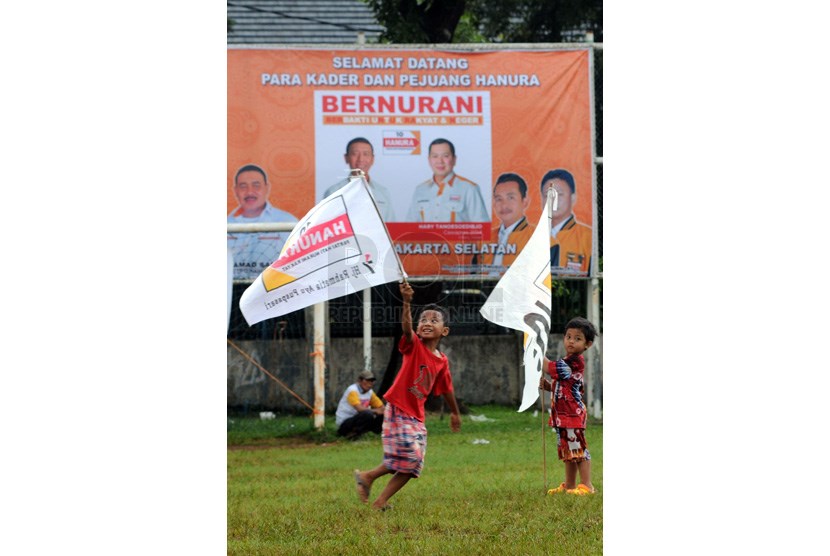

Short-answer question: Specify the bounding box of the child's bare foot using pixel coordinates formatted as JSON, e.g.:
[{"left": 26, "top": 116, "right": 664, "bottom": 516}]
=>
[{"left": 354, "top": 470, "right": 371, "bottom": 503}]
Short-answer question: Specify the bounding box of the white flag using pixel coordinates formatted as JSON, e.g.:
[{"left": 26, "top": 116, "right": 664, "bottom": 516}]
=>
[
  {"left": 479, "top": 198, "right": 553, "bottom": 412},
  {"left": 239, "top": 177, "right": 403, "bottom": 326}
]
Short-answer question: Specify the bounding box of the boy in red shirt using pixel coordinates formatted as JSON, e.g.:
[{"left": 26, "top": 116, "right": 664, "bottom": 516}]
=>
[
  {"left": 353, "top": 281, "right": 462, "bottom": 510},
  {"left": 540, "top": 316, "right": 597, "bottom": 495}
]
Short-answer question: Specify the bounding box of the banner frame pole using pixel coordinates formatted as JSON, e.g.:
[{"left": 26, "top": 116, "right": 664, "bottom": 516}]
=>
[
  {"left": 313, "top": 301, "right": 326, "bottom": 429},
  {"left": 363, "top": 288, "right": 372, "bottom": 373}
]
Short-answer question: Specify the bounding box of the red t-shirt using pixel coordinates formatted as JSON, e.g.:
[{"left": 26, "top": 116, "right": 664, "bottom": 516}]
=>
[{"left": 383, "top": 333, "right": 454, "bottom": 422}]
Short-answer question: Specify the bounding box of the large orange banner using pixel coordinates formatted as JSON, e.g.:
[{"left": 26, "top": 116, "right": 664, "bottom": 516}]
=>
[{"left": 228, "top": 48, "right": 594, "bottom": 279}]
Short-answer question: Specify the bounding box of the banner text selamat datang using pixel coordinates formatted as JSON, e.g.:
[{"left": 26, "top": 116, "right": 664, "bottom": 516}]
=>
[{"left": 261, "top": 56, "right": 541, "bottom": 88}]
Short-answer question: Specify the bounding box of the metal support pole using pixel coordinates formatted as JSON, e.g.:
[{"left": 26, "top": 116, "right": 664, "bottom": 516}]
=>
[
  {"left": 363, "top": 288, "right": 372, "bottom": 372},
  {"left": 584, "top": 281, "right": 594, "bottom": 418},
  {"left": 313, "top": 302, "right": 325, "bottom": 429},
  {"left": 587, "top": 278, "right": 602, "bottom": 419}
]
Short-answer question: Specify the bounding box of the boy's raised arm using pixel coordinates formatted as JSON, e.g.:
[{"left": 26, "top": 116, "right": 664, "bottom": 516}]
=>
[{"left": 400, "top": 281, "right": 415, "bottom": 344}]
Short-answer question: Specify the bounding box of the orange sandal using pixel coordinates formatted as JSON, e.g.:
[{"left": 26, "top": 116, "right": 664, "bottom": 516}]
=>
[
  {"left": 566, "top": 484, "right": 595, "bottom": 495},
  {"left": 547, "top": 482, "right": 567, "bottom": 495}
]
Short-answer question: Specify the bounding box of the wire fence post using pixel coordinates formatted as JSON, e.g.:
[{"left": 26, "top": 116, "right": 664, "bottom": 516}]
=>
[{"left": 587, "top": 277, "right": 602, "bottom": 419}]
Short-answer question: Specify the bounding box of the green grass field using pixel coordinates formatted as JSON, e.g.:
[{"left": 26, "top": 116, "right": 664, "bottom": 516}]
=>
[{"left": 228, "top": 405, "right": 602, "bottom": 555}]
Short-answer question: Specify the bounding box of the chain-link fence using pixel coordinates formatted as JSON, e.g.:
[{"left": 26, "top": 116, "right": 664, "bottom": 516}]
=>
[
  {"left": 228, "top": 277, "right": 593, "bottom": 341},
  {"left": 227, "top": 275, "right": 601, "bottom": 416}
]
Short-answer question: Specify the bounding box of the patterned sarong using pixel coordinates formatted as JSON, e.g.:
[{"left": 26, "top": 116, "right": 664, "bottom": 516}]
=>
[
  {"left": 382, "top": 403, "right": 427, "bottom": 477},
  {"left": 555, "top": 427, "right": 591, "bottom": 463}
]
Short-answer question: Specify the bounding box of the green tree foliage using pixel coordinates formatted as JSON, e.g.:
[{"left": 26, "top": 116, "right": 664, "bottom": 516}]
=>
[
  {"left": 364, "top": 0, "right": 602, "bottom": 44},
  {"left": 364, "top": 0, "right": 467, "bottom": 43},
  {"left": 469, "top": 0, "right": 602, "bottom": 43}
]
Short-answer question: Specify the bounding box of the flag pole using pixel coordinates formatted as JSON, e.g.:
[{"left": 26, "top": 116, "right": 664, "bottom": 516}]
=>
[
  {"left": 540, "top": 385, "right": 548, "bottom": 493},
  {"left": 349, "top": 169, "right": 406, "bottom": 378},
  {"left": 351, "top": 169, "right": 408, "bottom": 281},
  {"left": 541, "top": 182, "right": 557, "bottom": 493}
]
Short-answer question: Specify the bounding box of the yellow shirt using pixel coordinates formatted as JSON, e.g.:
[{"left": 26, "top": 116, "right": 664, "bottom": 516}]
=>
[
  {"left": 551, "top": 215, "right": 592, "bottom": 274},
  {"left": 475, "top": 216, "right": 535, "bottom": 267}
]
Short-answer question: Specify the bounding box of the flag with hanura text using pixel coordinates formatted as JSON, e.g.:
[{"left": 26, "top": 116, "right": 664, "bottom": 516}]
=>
[{"left": 240, "top": 177, "right": 403, "bottom": 325}]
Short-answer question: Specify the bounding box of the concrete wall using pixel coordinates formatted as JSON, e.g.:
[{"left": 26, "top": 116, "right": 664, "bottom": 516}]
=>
[{"left": 227, "top": 331, "right": 598, "bottom": 413}]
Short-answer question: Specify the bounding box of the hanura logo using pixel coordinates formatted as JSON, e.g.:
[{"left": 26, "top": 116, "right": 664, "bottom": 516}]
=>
[
  {"left": 261, "top": 213, "right": 356, "bottom": 291},
  {"left": 382, "top": 130, "right": 421, "bottom": 155}
]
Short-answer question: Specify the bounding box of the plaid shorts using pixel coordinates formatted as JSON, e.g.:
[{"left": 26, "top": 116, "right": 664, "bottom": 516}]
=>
[
  {"left": 555, "top": 427, "right": 591, "bottom": 463},
  {"left": 382, "top": 403, "right": 427, "bottom": 478}
]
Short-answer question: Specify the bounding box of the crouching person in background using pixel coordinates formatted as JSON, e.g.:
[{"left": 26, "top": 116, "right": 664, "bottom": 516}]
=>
[{"left": 336, "top": 370, "right": 385, "bottom": 440}]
